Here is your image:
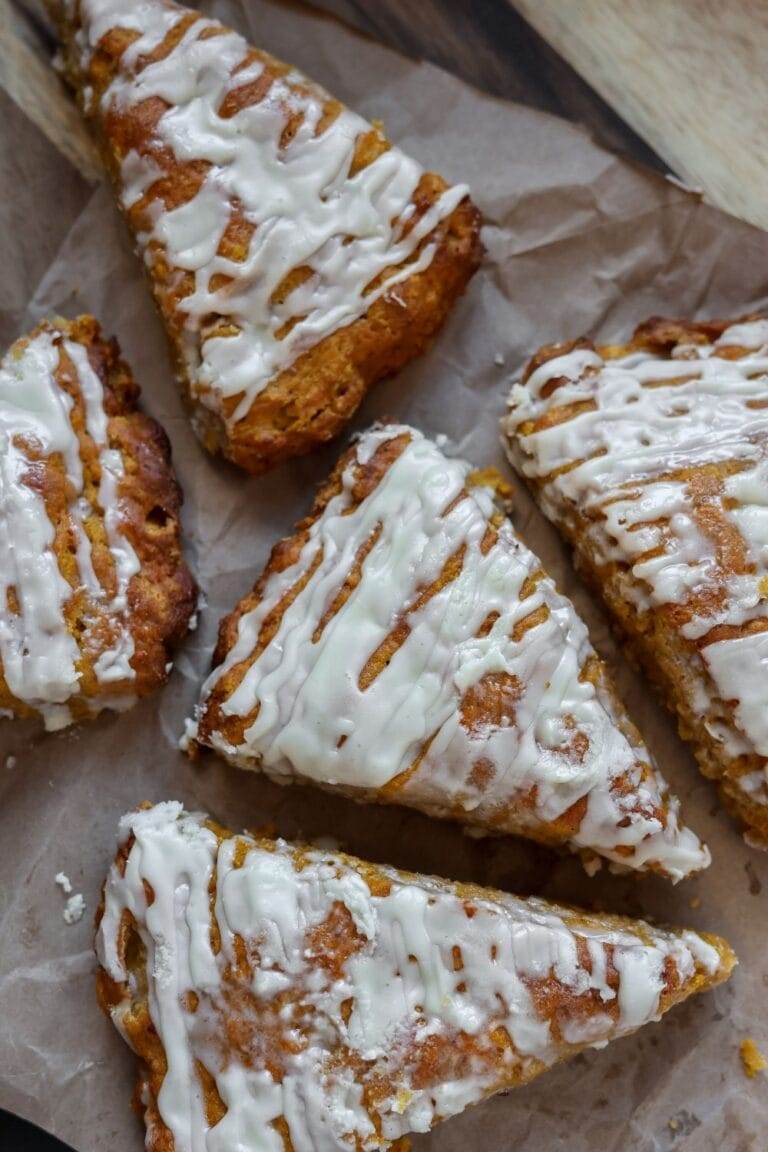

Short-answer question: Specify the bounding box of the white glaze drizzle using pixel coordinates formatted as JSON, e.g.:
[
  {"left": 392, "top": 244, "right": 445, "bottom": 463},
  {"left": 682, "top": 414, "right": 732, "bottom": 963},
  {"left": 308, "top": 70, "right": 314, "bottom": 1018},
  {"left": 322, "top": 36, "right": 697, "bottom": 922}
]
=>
[
  {"left": 0, "top": 328, "right": 140, "bottom": 728},
  {"left": 66, "top": 340, "right": 141, "bottom": 682},
  {"left": 71, "top": 0, "right": 469, "bottom": 425},
  {"left": 193, "top": 425, "right": 707, "bottom": 878},
  {"left": 98, "top": 803, "right": 722, "bottom": 1151},
  {"left": 504, "top": 319, "right": 768, "bottom": 787}
]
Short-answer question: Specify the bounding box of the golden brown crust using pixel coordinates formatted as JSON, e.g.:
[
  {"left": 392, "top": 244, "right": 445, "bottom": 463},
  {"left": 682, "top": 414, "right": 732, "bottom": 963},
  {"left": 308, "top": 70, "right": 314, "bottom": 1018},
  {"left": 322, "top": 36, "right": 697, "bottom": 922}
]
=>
[
  {"left": 0, "top": 315, "right": 196, "bottom": 722},
  {"left": 53, "top": 3, "right": 483, "bottom": 474},
  {"left": 192, "top": 428, "right": 708, "bottom": 880},
  {"left": 217, "top": 194, "right": 483, "bottom": 474},
  {"left": 96, "top": 812, "right": 734, "bottom": 1152},
  {"left": 561, "top": 530, "right": 768, "bottom": 845},
  {"left": 514, "top": 314, "right": 768, "bottom": 844}
]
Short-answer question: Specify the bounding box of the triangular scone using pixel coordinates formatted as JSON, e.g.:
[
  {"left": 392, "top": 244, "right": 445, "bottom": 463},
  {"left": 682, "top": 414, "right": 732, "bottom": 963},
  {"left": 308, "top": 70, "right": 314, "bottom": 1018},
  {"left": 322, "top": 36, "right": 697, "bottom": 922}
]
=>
[
  {"left": 97, "top": 803, "right": 734, "bottom": 1152},
  {"left": 190, "top": 424, "right": 707, "bottom": 879},
  {"left": 0, "top": 316, "right": 195, "bottom": 730},
  {"left": 53, "top": 0, "right": 482, "bottom": 474},
  {"left": 504, "top": 315, "right": 768, "bottom": 846}
]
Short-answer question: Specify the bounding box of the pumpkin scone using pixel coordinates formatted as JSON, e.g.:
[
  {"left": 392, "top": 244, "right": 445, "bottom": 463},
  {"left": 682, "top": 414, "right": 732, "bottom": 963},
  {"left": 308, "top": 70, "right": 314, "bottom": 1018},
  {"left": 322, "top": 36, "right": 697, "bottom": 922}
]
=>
[
  {"left": 0, "top": 315, "right": 195, "bottom": 730},
  {"left": 52, "top": 0, "right": 482, "bottom": 474},
  {"left": 97, "top": 802, "right": 734, "bottom": 1152},
  {"left": 189, "top": 424, "right": 708, "bottom": 880},
  {"left": 504, "top": 314, "right": 768, "bottom": 847}
]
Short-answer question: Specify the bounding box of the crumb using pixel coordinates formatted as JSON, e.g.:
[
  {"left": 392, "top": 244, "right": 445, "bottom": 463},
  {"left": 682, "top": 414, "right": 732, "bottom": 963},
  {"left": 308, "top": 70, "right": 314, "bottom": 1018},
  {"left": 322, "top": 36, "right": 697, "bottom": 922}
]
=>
[
  {"left": 740, "top": 1038, "right": 767, "bottom": 1078},
  {"left": 582, "top": 853, "right": 603, "bottom": 878},
  {"left": 689, "top": 896, "right": 701, "bottom": 909},
  {"left": 5, "top": 755, "right": 16, "bottom": 769},
  {"left": 668, "top": 1118, "right": 678, "bottom": 1132},
  {"left": 387, "top": 287, "right": 407, "bottom": 309},
  {"left": 63, "top": 893, "right": 86, "bottom": 925},
  {"left": 494, "top": 352, "right": 504, "bottom": 366},
  {"left": 179, "top": 717, "right": 197, "bottom": 753},
  {"left": 55, "top": 872, "right": 73, "bottom": 895}
]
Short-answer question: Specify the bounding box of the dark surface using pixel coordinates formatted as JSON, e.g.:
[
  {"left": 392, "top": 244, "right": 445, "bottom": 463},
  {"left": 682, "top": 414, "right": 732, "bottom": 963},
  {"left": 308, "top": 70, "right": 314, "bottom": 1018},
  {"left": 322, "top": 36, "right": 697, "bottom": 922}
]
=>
[
  {"left": 0, "top": 1111, "right": 71, "bottom": 1150},
  {"left": 310, "top": 0, "right": 662, "bottom": 172},
  {"left": 0, "top": 0, "right": 657, "bottom": 1150}
]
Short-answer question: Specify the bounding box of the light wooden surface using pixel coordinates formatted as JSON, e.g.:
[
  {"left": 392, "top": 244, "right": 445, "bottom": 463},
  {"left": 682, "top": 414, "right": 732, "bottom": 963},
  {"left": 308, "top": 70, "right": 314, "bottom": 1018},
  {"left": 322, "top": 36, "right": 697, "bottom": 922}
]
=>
[
  {"left": 310, "top": 0, "right": 663, "bottom": 170},
  {"left": 3, "top": 0, "right": 666, "bottom": 182},
  {"left": 509, "top": 0, "right": 768, "bottom": 230},
  {"left": 5, "top": 0, "right": 766, "bottom": 232},
  {"left": 0, "top": 0, "right": 99, "bottom": 179}
]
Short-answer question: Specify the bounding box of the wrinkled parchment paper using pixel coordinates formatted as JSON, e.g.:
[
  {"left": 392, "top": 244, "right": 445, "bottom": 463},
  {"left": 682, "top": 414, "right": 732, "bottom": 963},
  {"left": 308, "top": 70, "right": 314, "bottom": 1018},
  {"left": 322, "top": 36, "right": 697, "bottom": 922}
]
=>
[{"left": 1, "top": 2, "right": 767, "bottom": 1149}]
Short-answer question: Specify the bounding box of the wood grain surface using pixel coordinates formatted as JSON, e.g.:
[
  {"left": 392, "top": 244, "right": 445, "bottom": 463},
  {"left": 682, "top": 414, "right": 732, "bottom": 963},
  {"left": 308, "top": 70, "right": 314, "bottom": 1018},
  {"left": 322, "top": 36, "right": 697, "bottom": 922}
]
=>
[
  {"left": 508, "top": 0, "right": 768, "bottom": 230},
  {"left": 0, "top": 0, "right": 99, "bottom": 179},
  {"left": 4, "top": 0, "right": 762, "bottom": 232},
  {"left": 3, "top": 0, "right": 664, "bottom": 182},
  {"left": 308, "top": 0, "right": 662, "bottom": 170}
]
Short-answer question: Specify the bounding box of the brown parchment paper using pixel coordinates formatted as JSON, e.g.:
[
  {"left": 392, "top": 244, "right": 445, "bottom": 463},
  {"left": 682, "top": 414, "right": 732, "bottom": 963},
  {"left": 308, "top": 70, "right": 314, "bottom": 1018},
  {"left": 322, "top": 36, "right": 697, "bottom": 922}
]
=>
[{"left": 0, "top": 2, "right": 767, "bottom": 1149}]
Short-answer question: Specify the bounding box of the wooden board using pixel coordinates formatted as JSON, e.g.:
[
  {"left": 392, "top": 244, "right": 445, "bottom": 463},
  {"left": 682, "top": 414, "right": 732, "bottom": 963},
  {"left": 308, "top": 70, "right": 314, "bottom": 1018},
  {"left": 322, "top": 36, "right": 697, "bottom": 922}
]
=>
[
  {"left": 2, "top": 0, "right": 665, "bottom": 183},
  {"left": 5, "top": 0, "right": 765, "bottom": 233},
  {"left": 0, "top": 0, "right": 99, "bottom": 180},
  {"left": 309, "top": 0, "right": 663, "bottom": 172},
  {"left": 508, "top": 0, "right": 768, "bottom": 230}
]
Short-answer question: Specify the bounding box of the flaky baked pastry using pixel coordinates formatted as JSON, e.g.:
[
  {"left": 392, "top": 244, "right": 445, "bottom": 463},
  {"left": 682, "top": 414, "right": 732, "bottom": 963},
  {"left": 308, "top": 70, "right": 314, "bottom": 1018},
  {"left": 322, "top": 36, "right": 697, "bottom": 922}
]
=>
[
  {"left": 504, "top": 315, "right": 768, "bottom": 846},
  {"left": 52, "top": 0, "right": 482, "bottom": 474},
  {"left": 190, "top": 424, "right": 708, "bottom": 880},
  {"left": 97, "top": 802, "right": 734, "bottom": 1152},
  {"left": 0, "top": 315, "right": 195, "bottom": 729}
]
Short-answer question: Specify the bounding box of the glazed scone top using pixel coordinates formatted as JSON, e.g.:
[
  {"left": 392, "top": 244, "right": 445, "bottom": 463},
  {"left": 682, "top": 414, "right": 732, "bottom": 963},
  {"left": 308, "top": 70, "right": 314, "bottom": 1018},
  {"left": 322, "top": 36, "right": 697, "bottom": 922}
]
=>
[
  {"left": 68, "top": 0, "right": 469, "bottom": 426},
  {"left": 0, "top": 325, "right": 140, "bottom": 729},
  {"left": 193, "top": 424, "right": 708, "bottom": 879},
  {"left": 504, "top": 318, "right": 768, "bottom": 783},
  {"left": 98, "top": 803, "right": 726, "bottom": 1152}
]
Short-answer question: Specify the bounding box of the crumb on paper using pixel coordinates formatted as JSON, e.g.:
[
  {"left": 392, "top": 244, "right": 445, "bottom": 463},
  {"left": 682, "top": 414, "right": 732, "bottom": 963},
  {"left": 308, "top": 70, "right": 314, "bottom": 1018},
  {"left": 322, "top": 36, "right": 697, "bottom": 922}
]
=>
[
  {"left": 740, "top": 1038, "right": 768, "bottom": 1078},
  {"left": 56, "top": 873, "right": 85, "bottom": 923},
  {"left": 165, "top": 661, "right": 173, "bottom": 674},
  {"left": 63, "top": 893, "right": 86, "bottom": 925},
  {"left": 5, "top": 755, "right": 16, "bottom": 769},
  {"left": 689, "top": 896, "right": 701, "bottom": 909},
  {"left": 55, "top": 872, "right": 73, "bottom": 895},
  {"left": 494, "top": 352, "right": 504, "bottom": 366},
  {"left": 666, "top": 1110, "right": 701, "bottom": 1140},
  {"left": 179, "top": 717, "right": 197, "bottom": 753}
]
